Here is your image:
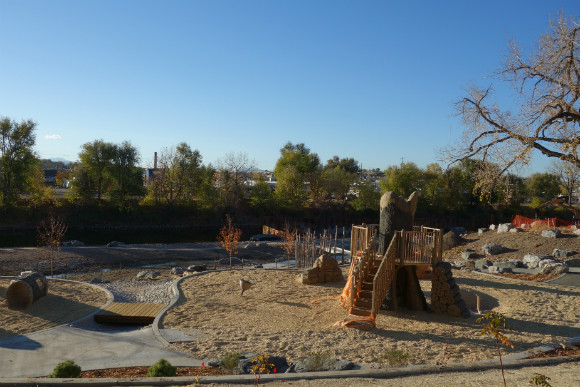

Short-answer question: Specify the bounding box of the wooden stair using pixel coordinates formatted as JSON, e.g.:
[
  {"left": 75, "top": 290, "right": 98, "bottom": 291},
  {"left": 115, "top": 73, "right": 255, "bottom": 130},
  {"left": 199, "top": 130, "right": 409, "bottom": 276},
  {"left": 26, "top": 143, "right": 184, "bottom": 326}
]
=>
[{"left": 350, "top": 259, "right": 382, "bottom": 318}]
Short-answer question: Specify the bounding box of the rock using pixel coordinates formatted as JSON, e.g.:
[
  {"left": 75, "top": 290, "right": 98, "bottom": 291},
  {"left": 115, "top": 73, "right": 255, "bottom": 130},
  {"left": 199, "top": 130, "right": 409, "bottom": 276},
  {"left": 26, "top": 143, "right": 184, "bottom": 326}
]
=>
[
  {"left": 507, "top": 259, "right": 524, "bottom": 268},
  {"left": 489, "top": 224, "right": 496, "bottom": 230},
  {"left": 170, "top": 267, "right": 184, "bottom": 275},
  {"left": 461, "top": 249, "right": 476, "bottom": 260},
  {"left": 523, "top": 254, "right": 552, "bottom": 269},
  {"left": 475, "top": 259, "right": 492, "bottom": 270},
  {"left": 541, "top": 229, "right": 562, "bottom": 238},
  {"left": 244, "top": 242, "right": 257, "bottom": 248},
  {"left": 136, "top": 270, "right": 160, "bottom": 279},
  {"left": 448, "top": 226, "right": 466, "bottom": 235},
  {"left": 509, "top": 228, "right": 522, "bottom": 233},
  {"left": 553, "top": 249, "right": 576, "bottom": 258},
  {"left": 453, "top": 261, "right": 466, "bottom": 269},
  {"left": 107, "top": 241, "right": 126, "bottom": 247},
  {"left": 494, "top": 261, "right": 519, "bottom": 269},
  {"left": 254, "top": 264, "right": 263, "bottom": 269},
  {"left": 464, "top": 261, "right": 475, "bottom": 269},
  {"left": 540, "top": 262, "right": 569, "bottom": 274},
  {"left": 478, "top": 228, "right": 488, "bottom": 234},
  {"left": 89, "top": 278, "right": 109, "bottom": 284},
  {"left": 482, "top": 243, "right": 504, "bottom": 256},
  {"left": 538, "top": 259, "right": 558, "bottom": 269},
  {"left": 298, "top": 253, "right": 343, "bottom": 284},
  {"left": 291, "top": 357, "right": 354, "bottom": 373},
  {"left": 219, "top": 257, "right": 243, "bottom": 265},
  {"left": 187, "top": 264, "right": 207, "bottom": 272},
  {"left": 488, "top": 266, "right": 510, "bottom": 273},
  {"left": 497, "top": 223, "right": 514, "bottom": 233},
  {"left": 237, "top": 353, "right": 288, "bottom": 374},
  {"left": 442, "top": 231, "right": 462, "bottom": 250},
  {"left": 574, "top": 229, "right": 580, "bottom": 236}
]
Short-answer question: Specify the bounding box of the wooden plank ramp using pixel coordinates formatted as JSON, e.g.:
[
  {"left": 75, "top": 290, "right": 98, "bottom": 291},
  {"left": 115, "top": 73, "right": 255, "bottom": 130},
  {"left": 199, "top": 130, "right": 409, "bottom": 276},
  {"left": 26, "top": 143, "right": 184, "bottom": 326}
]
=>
[{"left": 94, "top": 302, "right": 167, "bottom": 324}]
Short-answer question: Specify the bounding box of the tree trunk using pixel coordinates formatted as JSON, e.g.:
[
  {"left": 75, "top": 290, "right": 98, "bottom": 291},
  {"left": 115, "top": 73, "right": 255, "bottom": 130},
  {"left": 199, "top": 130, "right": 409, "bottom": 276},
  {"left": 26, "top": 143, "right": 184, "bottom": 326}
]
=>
[{"left": 378, "top": 191, "right": 427, "bottom": 311}]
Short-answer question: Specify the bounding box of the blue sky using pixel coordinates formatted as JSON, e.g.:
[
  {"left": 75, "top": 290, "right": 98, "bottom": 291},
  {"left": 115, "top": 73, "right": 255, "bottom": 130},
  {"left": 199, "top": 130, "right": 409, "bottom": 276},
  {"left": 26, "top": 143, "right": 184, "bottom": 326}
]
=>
[{"left": 1, "top": 1, "right": 578, "bottom": 174}]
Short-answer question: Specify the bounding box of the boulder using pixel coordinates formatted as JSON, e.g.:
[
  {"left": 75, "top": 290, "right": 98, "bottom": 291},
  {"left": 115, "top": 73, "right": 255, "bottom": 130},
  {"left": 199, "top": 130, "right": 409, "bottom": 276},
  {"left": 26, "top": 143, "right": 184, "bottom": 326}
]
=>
[
  {"left": 496, "top": 223, "right": 514, "bottom": 233},
  {"left": 541, "top": 229, "right": 562, "bottom": 238},
  {"left": 538, "top": 259, "right": 558, "bottom": 269},
  {"left": 489, "top": 266, "right": 510, "bottom": 274},
  {"left": 509, "top": 228, "right": 522, "bottom": 233},
  {"left": 291, "top": 358, "right": 355, "bottom": 373},
  {"left": 489, "top": 224, "right": 496, "bottom": 230},
  {"left": 482, "top": 243, "right": 504, "bottom": 256},
  {"left": 107, "top": 241, "right": 126, "bottom": 247},
  {"left": 461, "top": 249, "right": 476, "bottom": 260},
  {"left": 136, "top": 270, "right": 160, "bottom": 279},
  {"left": 553, "top": 249, "right": 575, "bottom": 258},
  {"left": 540, "top": 262, "right": 569, "bottom": 274},
  {"left": 478, "top": 228, "right": 488, "bottom": 234},
  {"left": 442, "top": 231, "right": 462, "bottom": 251},
  {"left": 298, "top": 253, "right": 343, "bottom": 284},
  {"left": 475, "top": 259, "right": 492, "bottom": 271},
  {"left": 523, "top": 254, "right": 552, "bottom": 269},
  {"left": 170, "top": 267, "right": 184, "bottom": 275},
  {"left": 574, "top": 229, "right": 580, "bottom": 236},
  {"left": 187, "top": 264, "right": 207, "bottom": 272},
  {"left": 494, "top": 261, "right": 520, "bottom": 270}
]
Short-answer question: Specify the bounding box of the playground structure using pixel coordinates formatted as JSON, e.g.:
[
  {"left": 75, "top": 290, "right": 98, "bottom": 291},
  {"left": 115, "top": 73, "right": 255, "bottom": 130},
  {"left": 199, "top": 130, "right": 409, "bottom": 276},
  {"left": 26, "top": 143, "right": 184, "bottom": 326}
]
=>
[{"left": 337, "top": 224, "right": 443, "bottom": 329}]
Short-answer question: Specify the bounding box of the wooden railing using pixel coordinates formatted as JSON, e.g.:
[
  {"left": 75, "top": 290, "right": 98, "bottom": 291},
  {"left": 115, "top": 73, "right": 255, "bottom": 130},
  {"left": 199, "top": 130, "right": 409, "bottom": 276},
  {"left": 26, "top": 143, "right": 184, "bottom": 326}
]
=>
[
  {"left": 371, "top": 235, "right": 396, "bottom": 319},
  {"left": 350, "top": 224, "right": 378, "bottom": 258},
  {"left": 346, "top": 234, "right": 377, "bottom": 312},
  {"left": 395, "top": 226, "right": 442, "bottom": 266}
]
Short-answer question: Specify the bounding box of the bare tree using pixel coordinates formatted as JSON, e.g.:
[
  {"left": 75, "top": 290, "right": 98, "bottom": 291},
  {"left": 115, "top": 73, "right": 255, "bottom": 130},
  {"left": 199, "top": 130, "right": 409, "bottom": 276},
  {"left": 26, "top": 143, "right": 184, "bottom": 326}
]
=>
[
  {"left": 215, "top": 152, "right": 255, "bottom": 207},
  {"left": 551, "top": 159, "right": 580, "bottom": 203},
  {"left": 444, "top": 14, "right": 580, "bottom": 196},
  {"left": 37, "top": 213, "right": 68, "bottom": 277}
]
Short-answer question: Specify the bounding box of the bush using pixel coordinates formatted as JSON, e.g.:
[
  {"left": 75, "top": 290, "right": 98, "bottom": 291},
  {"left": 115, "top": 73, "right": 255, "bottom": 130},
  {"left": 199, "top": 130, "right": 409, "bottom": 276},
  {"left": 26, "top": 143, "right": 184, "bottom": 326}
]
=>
[
  {"left": 146, "top": 358, "right": 177, "bottom": 377},
  {"left": 219, "top": 352, "right": 241, "bottom": 374},
  {"left": 50, "top": 360, "right": 81, "bottom": 378}
]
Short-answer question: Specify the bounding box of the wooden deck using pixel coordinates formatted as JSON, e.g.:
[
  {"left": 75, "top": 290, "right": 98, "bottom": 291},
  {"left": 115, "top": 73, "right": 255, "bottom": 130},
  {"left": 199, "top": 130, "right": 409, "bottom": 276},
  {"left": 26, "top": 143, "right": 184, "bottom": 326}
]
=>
[{"left": 94, "top": 302, "right": 167, "bottom": 324}]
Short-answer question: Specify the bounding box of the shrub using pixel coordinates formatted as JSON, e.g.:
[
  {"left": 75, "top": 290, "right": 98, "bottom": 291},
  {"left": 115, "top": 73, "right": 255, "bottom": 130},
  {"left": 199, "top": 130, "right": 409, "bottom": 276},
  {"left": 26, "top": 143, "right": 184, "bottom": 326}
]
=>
[
  {"left": 50, "top": 360, "right": 81, "bottom": 378},
  {"left": 146, "top": 358, "right": 177, "bottom": 377},
  {"left": 218, "top": 352, "right": 241, "bottom": 374},
  {"left": 380, "top": 349, "right": 411, "bottom": 367}
]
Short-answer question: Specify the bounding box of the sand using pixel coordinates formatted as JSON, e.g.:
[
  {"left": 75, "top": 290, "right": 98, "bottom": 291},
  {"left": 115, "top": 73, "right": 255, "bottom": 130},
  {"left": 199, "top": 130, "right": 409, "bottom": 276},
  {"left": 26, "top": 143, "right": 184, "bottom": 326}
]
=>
[
  {"left": 162, "top": 268, "right": 580, "bottom": 366},
  {"left": 0, "top": 278, "right": 109, "bottom": 338}
]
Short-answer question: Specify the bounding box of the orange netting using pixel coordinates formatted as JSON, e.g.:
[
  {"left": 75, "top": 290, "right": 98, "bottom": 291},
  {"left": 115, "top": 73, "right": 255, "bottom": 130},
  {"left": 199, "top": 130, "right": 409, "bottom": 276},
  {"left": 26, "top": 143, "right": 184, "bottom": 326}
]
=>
[{"left": 512, "top": 215, "right": 576, "bottom": 229}]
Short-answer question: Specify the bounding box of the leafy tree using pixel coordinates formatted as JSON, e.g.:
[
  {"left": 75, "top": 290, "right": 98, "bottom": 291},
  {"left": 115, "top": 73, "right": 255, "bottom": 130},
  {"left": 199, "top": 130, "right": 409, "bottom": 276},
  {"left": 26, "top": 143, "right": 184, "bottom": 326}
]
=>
[
  {"left": 274, "top": 142, "right": 321, "bottom": 208},
  {"left": 68, "top": 164, "right": 93, "bottom": 203},
  {"left": 109, "top": 141, "right": 144, "bottom": 207},
  {"left": 351, "top": 182, "right": 381, "bottom": 211},
  {"left": 78, "top": 140, "right": 115, "bottom": 200},
  {"left": 445, "top": 14, "right": 580, "bottom": 197},
  {"left": 26, "top": 164, "right": 54, "bottom": 205},
  {"left": 379, "top": 162, "right": 424, "bottom": 196},
  {"left": 249, "top": 172, "right": 275, "bottom": 212},
  {"left": 0, "top": 117, "right": 38, "bottom": 205},
  {"left": 525, "top": 172, "right": 561, "bottom": 201},
  {"left": 145, "top": 143, "right": 202, "bottom": 206},
  {"left": 325, "top": 156, "right": 360, "bottom": 174}
]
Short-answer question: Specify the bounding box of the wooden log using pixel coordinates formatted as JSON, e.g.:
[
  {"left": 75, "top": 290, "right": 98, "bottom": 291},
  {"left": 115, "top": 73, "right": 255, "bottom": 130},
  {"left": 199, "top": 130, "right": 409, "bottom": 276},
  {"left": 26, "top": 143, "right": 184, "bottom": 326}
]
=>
[{"left": 6, "top": 272, "right": 48, "bottom": 308}]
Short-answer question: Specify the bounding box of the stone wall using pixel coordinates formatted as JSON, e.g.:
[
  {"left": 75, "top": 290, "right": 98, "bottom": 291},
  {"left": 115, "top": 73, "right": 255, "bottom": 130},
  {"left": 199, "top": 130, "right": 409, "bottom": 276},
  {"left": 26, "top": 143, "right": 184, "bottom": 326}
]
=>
[
  {"left": 297, "top": 253, "right": 344, "bottom": 285},
  {"left": 430, "top": 262, "right": 470, "bottom": 318}
]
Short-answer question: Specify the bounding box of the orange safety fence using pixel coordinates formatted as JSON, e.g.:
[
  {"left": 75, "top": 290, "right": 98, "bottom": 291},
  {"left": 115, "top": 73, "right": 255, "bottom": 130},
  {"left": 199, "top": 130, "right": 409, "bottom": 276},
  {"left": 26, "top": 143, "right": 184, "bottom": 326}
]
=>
[{"left": 512, "top": 215, "right": 577, "bottom": 229}]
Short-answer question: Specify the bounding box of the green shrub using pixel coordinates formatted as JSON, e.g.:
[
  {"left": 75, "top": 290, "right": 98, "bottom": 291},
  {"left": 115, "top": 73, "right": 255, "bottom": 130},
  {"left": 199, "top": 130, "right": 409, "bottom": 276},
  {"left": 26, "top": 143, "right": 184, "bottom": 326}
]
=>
[
  {"left": 381, "top": 349, "right": 411, "bottom": 367},
  {"left": 219, "top": 352, "right": 241, "bottom": 374},
  {"left": 146, "top": 358, "right": 177, "bottom": 377},
  {"left": 50, "top": 360, "right": 81, "bottom": 378}
]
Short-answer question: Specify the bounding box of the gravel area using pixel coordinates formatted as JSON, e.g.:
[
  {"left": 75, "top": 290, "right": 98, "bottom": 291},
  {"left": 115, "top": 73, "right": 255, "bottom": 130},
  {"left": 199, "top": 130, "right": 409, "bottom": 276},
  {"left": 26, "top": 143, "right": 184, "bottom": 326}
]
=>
[{"left": 97, "top": 278, "right": 174, "bottom": 304}]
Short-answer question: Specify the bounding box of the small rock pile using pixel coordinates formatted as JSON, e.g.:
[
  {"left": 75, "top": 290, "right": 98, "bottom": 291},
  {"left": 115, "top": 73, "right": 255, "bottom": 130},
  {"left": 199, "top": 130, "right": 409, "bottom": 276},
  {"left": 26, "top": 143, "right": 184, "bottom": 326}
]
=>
[
  {"left": 297, "top": 253, "right": 343, "bottom": 284},
  {"left": 431, "top": 262, "right": 470, "bottom": 318}
]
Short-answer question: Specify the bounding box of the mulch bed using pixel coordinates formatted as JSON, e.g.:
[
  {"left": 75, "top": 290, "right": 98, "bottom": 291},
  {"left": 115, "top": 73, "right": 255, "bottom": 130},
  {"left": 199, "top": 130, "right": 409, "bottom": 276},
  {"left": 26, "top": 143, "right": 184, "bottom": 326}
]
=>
[
  {"left": 527, "top": 344, "right": 580, "bottom": 359},
  {"left": 80, "top": 366, "right": 224, "bottom": 378}
]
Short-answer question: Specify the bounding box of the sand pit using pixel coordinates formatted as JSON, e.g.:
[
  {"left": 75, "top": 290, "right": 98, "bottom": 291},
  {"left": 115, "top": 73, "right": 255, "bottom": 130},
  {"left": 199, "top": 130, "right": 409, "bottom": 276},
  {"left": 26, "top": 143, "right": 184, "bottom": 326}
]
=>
[
  {"left": 0, "top": 278, "right": 109, "bottom": 338},
  {"left": 162, "top": 268, "right": 580, "bottom": 365}
]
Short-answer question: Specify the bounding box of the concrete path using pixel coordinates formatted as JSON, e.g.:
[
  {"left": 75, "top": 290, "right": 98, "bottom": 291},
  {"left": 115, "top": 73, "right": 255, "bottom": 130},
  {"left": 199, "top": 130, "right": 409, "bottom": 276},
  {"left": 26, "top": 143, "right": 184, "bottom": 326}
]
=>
[{"left": 0, "top": 318, "right": 199, "bottom": 378}]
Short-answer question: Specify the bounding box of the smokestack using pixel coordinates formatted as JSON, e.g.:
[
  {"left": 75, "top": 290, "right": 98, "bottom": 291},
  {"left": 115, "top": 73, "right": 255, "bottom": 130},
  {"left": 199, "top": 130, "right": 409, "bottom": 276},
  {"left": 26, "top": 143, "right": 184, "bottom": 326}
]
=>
[{"left": 154, "top": 152, "right": 158, "bottom": 170}]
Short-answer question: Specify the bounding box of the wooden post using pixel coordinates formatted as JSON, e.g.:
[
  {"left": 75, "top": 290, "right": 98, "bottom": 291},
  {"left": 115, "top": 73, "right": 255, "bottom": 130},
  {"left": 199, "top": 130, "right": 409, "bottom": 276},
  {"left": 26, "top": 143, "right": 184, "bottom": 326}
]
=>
[{"left": 342, "top": 226, "right": 345, "bottom": 264}]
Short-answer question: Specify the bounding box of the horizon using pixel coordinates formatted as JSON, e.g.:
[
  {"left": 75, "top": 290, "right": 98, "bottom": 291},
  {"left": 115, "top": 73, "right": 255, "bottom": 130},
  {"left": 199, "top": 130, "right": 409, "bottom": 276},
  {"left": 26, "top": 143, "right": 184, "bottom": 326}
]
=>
[{"left": 2, "top": 1, "right": 578, "bottom": 176}]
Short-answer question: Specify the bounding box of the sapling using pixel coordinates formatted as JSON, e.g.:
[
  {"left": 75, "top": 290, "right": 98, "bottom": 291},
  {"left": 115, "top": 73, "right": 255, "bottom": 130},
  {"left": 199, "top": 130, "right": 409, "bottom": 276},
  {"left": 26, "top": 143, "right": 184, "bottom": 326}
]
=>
[
  {"left": 477, "top": 311, "right": 514, "bottom": 387},
  {"left": 250, "top": 354, "right": 275, "bottom": 386}
]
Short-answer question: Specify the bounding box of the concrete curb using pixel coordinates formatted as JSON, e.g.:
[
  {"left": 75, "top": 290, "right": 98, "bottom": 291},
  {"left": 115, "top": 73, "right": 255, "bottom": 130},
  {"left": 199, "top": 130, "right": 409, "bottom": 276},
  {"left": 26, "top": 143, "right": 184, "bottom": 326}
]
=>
[
  {"left": 461, "top": 266, "right": 577, "bottom": 287},
  {"left": 1, "top": 354, "right": 578, "bottom": 386}
]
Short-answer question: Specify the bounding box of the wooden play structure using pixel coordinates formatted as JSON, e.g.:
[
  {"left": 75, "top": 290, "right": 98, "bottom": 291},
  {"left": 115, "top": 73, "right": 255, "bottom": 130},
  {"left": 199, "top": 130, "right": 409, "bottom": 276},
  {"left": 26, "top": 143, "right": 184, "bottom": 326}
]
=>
[{"left": 337, "top": 224, "right": 443, "bottom": 329}]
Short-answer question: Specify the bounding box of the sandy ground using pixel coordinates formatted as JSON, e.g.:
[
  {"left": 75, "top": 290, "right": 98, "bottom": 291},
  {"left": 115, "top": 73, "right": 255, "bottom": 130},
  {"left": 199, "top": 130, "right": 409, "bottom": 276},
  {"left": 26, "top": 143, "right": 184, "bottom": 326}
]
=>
[
  {"left": 203, "top": 361, "right": 580, "bottom": 387},
  {"left": 162, "top": 268, "right": 580, "bottom": 366},
  {"left": 0, "top": 278, "right": 109, "bottom": 338}
]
